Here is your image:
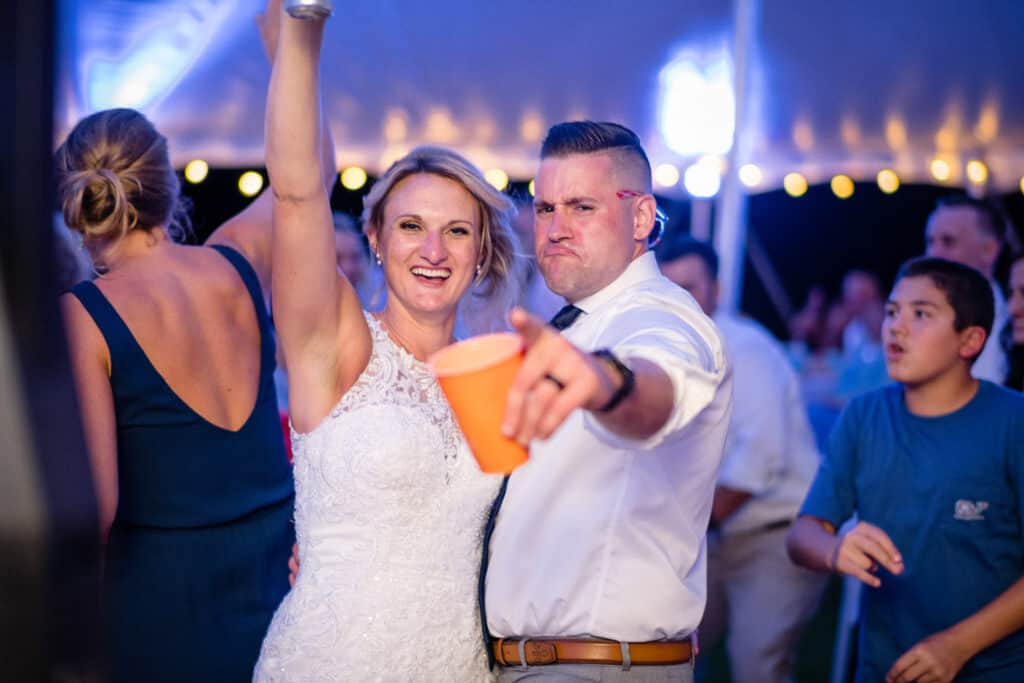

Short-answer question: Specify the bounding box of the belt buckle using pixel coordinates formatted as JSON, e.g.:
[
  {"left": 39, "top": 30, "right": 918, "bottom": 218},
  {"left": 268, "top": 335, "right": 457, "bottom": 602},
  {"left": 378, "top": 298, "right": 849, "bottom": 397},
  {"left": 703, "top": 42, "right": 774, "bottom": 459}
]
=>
[{"left": 524, "top": 640, "right": 557, "bottom": 665}]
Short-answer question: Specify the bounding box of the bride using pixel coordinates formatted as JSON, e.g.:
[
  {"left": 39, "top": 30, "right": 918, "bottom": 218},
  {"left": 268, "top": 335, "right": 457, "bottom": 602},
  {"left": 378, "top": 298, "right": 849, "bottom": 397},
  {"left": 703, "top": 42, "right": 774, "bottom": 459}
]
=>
[{"left": 253, "top": 7, "right": 519, "bottom": 682}]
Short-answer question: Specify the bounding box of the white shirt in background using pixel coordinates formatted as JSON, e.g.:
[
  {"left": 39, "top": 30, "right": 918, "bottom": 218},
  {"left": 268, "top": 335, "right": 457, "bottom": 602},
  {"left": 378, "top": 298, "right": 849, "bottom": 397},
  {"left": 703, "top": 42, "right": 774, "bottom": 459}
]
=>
[
  {"left": 972, "top": 281, "right": 1008, "bottom": 383},
  {"left": 712, "top": 312, "right": 821, "bottom": 535},
  {"left": 486, "top": 251, "right": 732, "bottom": 641}
]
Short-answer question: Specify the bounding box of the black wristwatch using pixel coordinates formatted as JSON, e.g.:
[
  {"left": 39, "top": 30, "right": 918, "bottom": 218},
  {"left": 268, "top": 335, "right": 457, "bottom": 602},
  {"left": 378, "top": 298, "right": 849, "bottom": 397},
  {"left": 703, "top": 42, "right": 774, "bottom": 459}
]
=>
[{"left": 591, "top": 349, "right": 635, "bottom": 413}]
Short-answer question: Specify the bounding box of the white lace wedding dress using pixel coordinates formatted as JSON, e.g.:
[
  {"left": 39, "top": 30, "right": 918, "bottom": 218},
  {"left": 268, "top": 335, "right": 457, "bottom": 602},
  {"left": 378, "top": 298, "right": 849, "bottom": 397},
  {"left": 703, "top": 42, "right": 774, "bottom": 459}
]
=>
[{"left": 254, "top": 313, "right": 502, "bottom": 682}]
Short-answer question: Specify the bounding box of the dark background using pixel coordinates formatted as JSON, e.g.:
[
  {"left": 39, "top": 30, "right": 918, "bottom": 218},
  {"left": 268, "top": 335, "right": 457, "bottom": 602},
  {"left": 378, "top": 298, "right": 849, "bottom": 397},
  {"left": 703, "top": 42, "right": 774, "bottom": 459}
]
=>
[{"left": 182, "top": 169, "right": 1024, "bottom": 339}]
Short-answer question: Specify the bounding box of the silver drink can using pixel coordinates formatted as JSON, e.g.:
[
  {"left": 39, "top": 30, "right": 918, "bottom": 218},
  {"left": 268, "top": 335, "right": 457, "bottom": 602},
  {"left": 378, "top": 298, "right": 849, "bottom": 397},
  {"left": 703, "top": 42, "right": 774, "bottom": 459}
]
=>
[{"left": 284, "top": 0, "right": 334, "bottom": 20}]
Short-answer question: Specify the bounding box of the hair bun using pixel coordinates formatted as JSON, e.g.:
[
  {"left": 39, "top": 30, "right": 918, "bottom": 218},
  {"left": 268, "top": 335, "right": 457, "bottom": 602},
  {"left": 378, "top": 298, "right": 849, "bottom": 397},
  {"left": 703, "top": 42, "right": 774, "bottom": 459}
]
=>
[
  {"left": 60, "top": 167, "right": 138, "bottom": 246},
  {"left": 55, "top": 108, "right": 184, "bottom": 266}
]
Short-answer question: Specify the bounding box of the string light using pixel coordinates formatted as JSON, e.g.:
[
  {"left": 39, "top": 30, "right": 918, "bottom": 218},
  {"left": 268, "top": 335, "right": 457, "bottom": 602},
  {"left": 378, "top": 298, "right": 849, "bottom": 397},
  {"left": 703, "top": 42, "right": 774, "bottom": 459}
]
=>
[
  {"left": 877, "top": 169, "right": 900, "bottom": 194},
  {"left": 183, "top": 159, "right": 208, "bottom": 184},
  {"left": 653, "top": 163, "right": 680, "bottom": 188},
  {"left": 830, "top": 175, "right": 854, "bottom": 199},
  {"left": 340, "top": 166, "right": 368, "bottom": 191},
  {"left": 238, "top": 171, "right": 264, "bottom": 197},
  {"left": 683, "top": 157, "right": 722, "bottom": 198},
  {"left": 738, "top": 163, "right": 762, "bottom": 188},
  {"left": 783, "top": 172, "right": 808, "bottom": 198},
  {"left": 966, "top": 159, "right": 988, "bottom": 185},
  {"left": 484, "top": 169, "right": 509, "bottom": 191},
  {"left": 930, "top": 158, "right": 952, "bottom": 182}
]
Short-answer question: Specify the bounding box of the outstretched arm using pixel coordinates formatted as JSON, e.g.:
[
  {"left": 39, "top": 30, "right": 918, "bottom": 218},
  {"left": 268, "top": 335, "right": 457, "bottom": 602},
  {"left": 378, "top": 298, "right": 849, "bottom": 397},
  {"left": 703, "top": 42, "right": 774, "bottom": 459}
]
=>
[
  {"left": 501, "top": 307, "right": 675, "bottom": 443},
  {"left": 266, "top": 6, "right": 368, "bottom": 431}
]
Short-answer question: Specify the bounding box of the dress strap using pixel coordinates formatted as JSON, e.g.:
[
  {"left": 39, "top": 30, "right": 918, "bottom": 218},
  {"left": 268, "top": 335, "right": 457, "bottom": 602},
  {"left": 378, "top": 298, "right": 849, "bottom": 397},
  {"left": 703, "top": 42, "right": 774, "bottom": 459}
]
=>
[
  {"left": 209, "top": 245, "right": 269, "bottom": 325},
  {"left": 209, "top": 244, "right": 276, "bottom": 381},
  {"left": 68, "top": 280, "right": 137, "bottom": 377}
]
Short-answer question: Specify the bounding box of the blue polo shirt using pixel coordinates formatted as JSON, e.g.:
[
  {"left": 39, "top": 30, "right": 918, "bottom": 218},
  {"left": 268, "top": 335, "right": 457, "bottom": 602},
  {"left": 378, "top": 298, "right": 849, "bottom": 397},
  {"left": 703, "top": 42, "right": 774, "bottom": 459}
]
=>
[{"left": 801, "top": 381, "right": 1024, "bottom": 682}]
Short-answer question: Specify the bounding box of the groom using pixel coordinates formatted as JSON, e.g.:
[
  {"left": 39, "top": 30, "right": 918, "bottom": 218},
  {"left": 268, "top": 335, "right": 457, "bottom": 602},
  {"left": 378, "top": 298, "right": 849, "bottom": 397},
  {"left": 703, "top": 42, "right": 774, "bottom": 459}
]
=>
[{"left": 488, "top": 121, "right": 733, "bottom": 682}]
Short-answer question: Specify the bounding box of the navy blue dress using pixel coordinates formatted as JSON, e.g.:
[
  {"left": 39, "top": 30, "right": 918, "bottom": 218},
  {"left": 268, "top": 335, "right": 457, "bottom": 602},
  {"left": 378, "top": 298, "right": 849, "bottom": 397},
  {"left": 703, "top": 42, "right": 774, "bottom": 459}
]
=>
[{"left": 71, "top": 245, "right": 295, "bottom": 683}]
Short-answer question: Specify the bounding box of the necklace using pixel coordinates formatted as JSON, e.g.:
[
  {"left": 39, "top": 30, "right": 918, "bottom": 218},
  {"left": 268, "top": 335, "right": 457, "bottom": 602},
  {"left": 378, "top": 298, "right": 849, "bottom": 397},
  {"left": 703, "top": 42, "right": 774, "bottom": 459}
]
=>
[{"left": 375, "top": 314, "right": 420, "bottom": 359}]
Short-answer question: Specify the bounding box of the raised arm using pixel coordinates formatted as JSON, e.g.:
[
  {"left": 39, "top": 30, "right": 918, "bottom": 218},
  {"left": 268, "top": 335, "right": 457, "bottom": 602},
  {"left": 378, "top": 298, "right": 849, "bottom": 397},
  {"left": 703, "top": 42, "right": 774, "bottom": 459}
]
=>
[
  {"left": 207, "top": 0, "right": 336, "bottom": 296},
  {"left": 266, "top": 7, "right": 368, "bottom": 431}
]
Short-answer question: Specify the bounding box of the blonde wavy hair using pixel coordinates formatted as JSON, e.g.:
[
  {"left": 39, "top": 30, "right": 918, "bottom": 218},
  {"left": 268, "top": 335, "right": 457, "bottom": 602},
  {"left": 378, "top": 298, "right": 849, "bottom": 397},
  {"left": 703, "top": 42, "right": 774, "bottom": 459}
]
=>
[
  {"left": 361, "top": 147, "right": 521, "bottom": 314},
  {"left": 55, "top": 108, "right": 189, "bottom": 269}
]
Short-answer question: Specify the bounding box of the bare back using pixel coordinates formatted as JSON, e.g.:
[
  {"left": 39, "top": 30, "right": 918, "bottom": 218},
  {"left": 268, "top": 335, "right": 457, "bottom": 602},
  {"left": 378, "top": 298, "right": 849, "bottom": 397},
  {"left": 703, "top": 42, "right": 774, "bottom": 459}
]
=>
[{"left": 75, "top": 244, "right": 264, "bottom": 432}]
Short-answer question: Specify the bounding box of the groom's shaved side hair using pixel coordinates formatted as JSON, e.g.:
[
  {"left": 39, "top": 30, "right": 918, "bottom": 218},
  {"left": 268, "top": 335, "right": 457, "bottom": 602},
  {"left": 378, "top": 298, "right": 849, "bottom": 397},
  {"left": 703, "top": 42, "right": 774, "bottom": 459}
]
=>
[{"left": 540, "top": 121, "right": 653, "bottom": 193}]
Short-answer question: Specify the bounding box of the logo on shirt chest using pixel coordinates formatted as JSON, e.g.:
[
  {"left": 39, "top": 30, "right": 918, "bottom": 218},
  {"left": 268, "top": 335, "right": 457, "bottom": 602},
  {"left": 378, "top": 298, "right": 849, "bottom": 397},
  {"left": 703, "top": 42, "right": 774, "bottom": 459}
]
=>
[{"left": 953, "top": 500, "right": 989, "bottom": 521}]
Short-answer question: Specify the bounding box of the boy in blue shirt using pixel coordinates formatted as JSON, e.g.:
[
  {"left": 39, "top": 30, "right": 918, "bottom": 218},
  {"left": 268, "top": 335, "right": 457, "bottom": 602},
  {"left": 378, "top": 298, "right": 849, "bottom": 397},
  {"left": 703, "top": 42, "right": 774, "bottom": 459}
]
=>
[{"left": 787, "top": 257, "right": 1024, "bottom": 683}]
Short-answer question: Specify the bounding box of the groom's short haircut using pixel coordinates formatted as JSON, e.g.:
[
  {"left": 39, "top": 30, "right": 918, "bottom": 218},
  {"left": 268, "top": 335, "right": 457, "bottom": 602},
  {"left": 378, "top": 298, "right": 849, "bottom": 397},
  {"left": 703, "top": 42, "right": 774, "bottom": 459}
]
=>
[{"left": 540, "top": 121, "right": 652, "bottom": 194}]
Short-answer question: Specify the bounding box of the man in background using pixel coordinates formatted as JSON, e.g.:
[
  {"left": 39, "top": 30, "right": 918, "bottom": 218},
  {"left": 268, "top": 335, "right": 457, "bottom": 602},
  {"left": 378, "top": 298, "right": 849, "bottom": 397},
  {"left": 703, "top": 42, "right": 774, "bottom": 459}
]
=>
[
  {"left": 925, "top": 195, "right": 1008, "bottom": 382},
  {"left": 659, "top": 237, "right": 827, "bottom": 683}
]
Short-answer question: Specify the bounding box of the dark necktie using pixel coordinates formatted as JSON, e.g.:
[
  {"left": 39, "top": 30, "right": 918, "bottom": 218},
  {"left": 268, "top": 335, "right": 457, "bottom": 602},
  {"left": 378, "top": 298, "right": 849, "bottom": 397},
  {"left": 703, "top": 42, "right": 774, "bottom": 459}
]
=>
[
  {"left": 477, "top": 305, "right": 585, "bottom": 668},
  {"left": 549, "top": 304, "right": 584, "bottom": 331}
]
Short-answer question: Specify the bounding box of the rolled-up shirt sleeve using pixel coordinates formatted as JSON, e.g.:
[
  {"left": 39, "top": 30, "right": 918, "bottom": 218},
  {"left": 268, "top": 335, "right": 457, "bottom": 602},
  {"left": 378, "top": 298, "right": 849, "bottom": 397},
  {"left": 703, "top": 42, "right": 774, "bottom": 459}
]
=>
[{"left": 581, "top": 294, "right": 730, "bottom": 451}]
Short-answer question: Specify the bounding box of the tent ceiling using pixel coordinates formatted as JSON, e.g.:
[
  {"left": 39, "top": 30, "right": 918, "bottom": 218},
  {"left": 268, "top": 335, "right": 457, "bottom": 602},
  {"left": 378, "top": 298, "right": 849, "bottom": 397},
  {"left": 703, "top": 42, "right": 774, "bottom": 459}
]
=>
[{"left": 57, "top": 0, "right": 1024, "bottom": 194}]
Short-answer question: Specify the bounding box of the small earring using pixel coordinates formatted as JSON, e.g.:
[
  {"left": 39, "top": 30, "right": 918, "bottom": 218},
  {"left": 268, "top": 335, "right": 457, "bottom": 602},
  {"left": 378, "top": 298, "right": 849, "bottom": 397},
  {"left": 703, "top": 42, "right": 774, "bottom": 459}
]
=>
[
  {"left": 375, "top": 251, "right": 382, "bottom": 266},
  {"left": 475, "top": 264, "right": 482, "bottom": 276}
]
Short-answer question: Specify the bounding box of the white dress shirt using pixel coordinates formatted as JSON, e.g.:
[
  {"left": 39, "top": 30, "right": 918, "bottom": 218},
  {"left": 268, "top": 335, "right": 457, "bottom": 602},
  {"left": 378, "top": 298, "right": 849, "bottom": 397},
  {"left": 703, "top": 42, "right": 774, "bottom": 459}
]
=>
[
  {"left": 972, "top": 281, "right": 1009, "bottom": 383},
  {"left": 486, "top": 252, "right": 732, "bottom": 641},
  {"left": 712, "top": 313, "right": 821, "bottom": 535}
]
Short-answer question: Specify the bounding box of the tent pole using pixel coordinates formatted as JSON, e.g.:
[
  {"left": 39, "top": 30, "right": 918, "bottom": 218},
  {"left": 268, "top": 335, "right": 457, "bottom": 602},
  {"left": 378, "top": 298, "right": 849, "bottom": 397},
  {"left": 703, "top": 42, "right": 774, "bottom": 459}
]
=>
[{"left": 713, "top": 0, "right": 759, "bottom": 313}]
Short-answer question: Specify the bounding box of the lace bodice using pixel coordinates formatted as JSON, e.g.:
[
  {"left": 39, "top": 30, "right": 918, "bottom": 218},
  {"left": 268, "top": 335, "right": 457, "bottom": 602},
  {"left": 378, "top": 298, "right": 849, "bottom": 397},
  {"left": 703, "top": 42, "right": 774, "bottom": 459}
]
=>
[{"left": 255, "top": 313, "right": 502, "bottom": 682}]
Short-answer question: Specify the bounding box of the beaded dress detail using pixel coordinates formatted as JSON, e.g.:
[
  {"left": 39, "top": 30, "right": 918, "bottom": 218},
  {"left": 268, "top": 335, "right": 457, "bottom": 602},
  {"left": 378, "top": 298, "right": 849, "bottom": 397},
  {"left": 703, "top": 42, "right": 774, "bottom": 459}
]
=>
[{"left": 254, "top": 312, "right": 501, "bottom": 682}]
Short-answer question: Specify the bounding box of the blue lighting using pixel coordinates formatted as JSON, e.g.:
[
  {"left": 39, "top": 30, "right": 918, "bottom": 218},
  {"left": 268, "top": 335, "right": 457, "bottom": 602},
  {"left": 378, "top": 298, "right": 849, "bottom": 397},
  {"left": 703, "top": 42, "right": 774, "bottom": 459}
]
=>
[
  {"left": 87, "top": 34, "right": 193, "bottom": 111},
  {"left": 658, "top": 51, "right": 735, "bottom": 157},
  {"left": 78, "top": 1, "right": 235, "bottom": 114}
]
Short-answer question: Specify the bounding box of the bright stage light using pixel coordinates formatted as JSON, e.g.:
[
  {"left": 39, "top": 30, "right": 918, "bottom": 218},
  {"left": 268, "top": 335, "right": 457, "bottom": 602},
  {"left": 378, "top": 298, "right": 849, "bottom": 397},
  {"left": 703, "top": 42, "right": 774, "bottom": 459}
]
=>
[
  {"left": 340, "top": 166, "right": 368, "bottom": 191},
  {"left": 238, "top": 171, "right": 264, "bottom": 197},
  {"left": 658, "top": 52, "right": 735, "bottom": 156},
  {"left": 877, "top": 169, "right": 900, "bottom": 194},
  {"left": 783, "top": 173, "right": 808, "bottom": 198},
  {"left": 528, "top": 179, "right": 535, "bottom": 196},
  {"left": 830, "top": 175, "right": 854, "bottom": 199},
  {"left": 184, "top": 160, "right": 208, "bottom": 184}
]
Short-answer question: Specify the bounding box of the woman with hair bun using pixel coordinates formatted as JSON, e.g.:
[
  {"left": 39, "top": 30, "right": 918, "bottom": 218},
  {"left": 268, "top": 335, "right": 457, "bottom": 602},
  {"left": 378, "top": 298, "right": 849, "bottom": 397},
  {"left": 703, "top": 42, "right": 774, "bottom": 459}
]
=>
[{"left": 57, "top": 106, "right": 300, "bottom": 682}]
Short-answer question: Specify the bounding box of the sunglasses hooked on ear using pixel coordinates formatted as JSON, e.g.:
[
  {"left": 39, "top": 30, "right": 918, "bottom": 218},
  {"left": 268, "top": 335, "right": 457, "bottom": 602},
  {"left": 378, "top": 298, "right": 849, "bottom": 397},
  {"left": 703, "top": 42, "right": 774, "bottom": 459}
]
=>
[{"left": 616, "top": 189, "right": 668, "bottom": 248}]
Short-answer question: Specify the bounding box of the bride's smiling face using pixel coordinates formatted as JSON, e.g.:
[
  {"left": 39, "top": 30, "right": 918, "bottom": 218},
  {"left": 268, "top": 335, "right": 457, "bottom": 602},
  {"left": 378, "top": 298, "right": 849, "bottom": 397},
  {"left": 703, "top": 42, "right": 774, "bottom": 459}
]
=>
[{"left": 371, "top": 173, "right": 482, "bottom": 320}]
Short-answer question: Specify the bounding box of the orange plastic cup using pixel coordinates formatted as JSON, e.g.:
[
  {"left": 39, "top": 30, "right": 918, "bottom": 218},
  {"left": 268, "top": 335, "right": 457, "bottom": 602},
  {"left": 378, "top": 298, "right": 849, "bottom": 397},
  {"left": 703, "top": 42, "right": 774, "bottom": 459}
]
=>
[{"left": 428, "top": 333, "right": 528, "bottom": 474}]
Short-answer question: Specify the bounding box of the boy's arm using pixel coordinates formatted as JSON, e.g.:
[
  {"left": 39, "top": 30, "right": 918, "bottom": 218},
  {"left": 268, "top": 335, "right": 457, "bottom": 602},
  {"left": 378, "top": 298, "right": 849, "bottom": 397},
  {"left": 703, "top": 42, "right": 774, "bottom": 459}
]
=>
[
  {"left": 786, "top": 516, "right": 904, "bottom": 588},
  {"left": 886, "top": 575, "right": 1024, "bottom": 683}
]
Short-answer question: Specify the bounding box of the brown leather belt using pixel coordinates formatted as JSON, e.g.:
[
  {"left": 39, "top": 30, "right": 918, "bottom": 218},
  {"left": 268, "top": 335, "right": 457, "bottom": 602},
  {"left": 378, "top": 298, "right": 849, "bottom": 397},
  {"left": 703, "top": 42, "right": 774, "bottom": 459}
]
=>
[{"left": 491, "top": 638, "right": 693, "bottom": 667}]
